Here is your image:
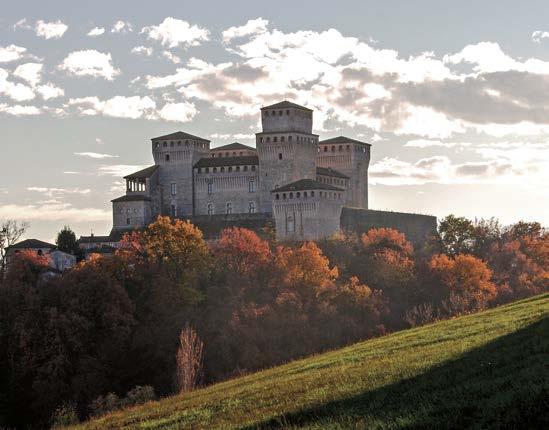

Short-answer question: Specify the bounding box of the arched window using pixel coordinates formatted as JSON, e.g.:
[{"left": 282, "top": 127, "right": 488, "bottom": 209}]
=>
[
  {"left": 165, "top": 154, "right": 170, "bottom": 162},
  {"left": 249, "top": 201, "right": 256, "bottom": 213},
  {"left": 207, "top": 182, "right": 213, "bottom": 194},
  {"left": 226, "top": 202, "right": 232, "bottom": 214},
  {"left": 278, "top": 153, "right": 282, "bottom": 160},
  {"left": 207, "top": 203, "right": 214, "bottom": 215}
]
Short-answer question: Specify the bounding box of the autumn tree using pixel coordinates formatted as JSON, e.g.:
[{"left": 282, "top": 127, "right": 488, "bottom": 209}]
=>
[
  {"left": 176, "top": 324, "right": 204, "bottom": 393},
  {"left": 428, "top": 253, "right": 497, "bottom": 313}
]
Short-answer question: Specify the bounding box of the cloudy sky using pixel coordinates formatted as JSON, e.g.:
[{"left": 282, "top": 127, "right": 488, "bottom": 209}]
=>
[{"left": 1, "top": 0, "right": 548, "bottom": 241}]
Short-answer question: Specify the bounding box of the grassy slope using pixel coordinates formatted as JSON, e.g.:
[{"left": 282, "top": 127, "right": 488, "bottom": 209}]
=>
[{"left": 73, "top": 294, "right": 549, "bottom": 430}]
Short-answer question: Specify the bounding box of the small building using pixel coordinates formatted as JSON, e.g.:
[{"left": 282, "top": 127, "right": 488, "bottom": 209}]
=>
[{"left": 5, "top": 239, "right": 76, "bottom": 272}]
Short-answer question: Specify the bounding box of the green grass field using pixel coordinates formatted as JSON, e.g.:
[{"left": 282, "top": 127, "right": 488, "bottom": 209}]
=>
[{"left": 72, "top": 294, "right": 549, "bottom": 429}]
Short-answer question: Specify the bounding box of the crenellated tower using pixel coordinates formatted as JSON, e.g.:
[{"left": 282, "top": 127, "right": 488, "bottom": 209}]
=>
[{"left": 256, "top": 101, "right": 319, "bottom": 213}]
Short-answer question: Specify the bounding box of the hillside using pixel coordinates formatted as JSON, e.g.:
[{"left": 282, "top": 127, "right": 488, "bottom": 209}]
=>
[{"left": 73, "top": 294, "right": 548, "bottom": 429}]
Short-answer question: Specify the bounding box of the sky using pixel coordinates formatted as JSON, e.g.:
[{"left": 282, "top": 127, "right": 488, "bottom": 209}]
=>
[{"left": 0, "top": 0, "right": 548, "bottom": 242}]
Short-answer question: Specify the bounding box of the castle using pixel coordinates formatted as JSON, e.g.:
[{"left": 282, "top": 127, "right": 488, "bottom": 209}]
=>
[{"left": 106, "top": 101, "right": 436, "bottom": 243}]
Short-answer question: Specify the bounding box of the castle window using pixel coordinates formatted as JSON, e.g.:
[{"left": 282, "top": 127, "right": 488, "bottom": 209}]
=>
[
  {"left": 239, "top": 151, "right": 243, "bottom": 156},
  {"left": 177, "top": 141, "right": 181, "bottom": 146},
  {"left": 165, "top": 154, "right": 170, "bottom": 162},
  {"left": 331, "top": 146, "right": 335, "bottom": 152},
  {"left": 155, "top": 142, "right": 160, "bottom": 149},
  {"left": 339, "top": 145, "right": 342, "bottom": 151},
  {"left": 278, "top": 153, "right": 282, "bottom": 160},
  {"left": 207, "top": 203, "right": 214, "bottom": 215},
  {"left": 221, "top": 167, "right": 225, "bottom": 172},
  {"left": 249, "top": 201, "right": 256, "bottom": 213},
  {"left": 228, "top": 166, "right": 232, "bottom": 172},
  {"left": 244, "top": 165, "right": 248, "bottom": 171},
  {"left": 289, "top": 192, "right": 293, "bottom": 199},
  {"left": 185, "top": 140, "right": 189, "bottom": 146},
  {"left": 346, "top": 145, "right": 350, "bottom": 151},
  {"left": 272, "top": 110, "right": 276, "bottom": 115},
  {"left": 281, "top": 136, "right": 285, "bottom": 142},
  {"left": 311, "top": 191, "right": 315, "bottom": 197},
  {"left": 170, "top": 141, "right": 174, "bottom": 147},
  {"left": 171, "top": 204, "right": 177, "bottom": 218},
  {"left": 273, "top": 137, "right": 277, "bottom": 142},
  {"left": 304, "top": 191, "right": 308, "bottom": 198},
  {"left": 205, "top": 167, "right": 209, "bottom": 173},
  {"left": 170, "top": 183, "right": 177, "bottom": 196},
  {"left": 296, "top": 192, "right": 300, "bottom": 198},
  {"left": 286, "top": 110, "right": 290, "bottom": 115},
  {"left": 265, "top": 110, "right": 269, "bottom": 116},
  {"left": 248, "top": 180, "right": 256, "bottom": 192},
  {"left": 260, "top": 137, "right": 263, "bottom": 143},
  {"left": 213, "top": 167, "right": 217, "bottom": 172},
  {"left": 282, "top": 193, "right": 286, "bottom": 199},
  {"left": 207, "top": 182, "right": 213, "bottom": 194},
  {"left": 198, "top": 168, "right": 202, "bottom": 173},
  {"left": 126, "top": 218, "right": 131, "bottom": 225},
  {"left": 226, "top": 202, "right": 232, "bottom": 214},
  {"left": 275, "top": 193, "right": 280, "bottom": 200},
  {"left": 251, "top": 165, "right": 256, "bottom": 171},
  {"left": 279, "top": 110, "right": 283, "bottom": 116},
  {"left": 266, "top": 137, "right": 270, "bottom": 143},
  {"left": 163, "top": 142, "right": 167, "bottom": 147},
  {"left": 288, "top": 136, "right": 292, "bottom": 142},
  {"left": 126, "top": 209, "right": 130, "bottom": 214},
  {"left": 236, "top": 166, "right": 240, "bottom": 172}
]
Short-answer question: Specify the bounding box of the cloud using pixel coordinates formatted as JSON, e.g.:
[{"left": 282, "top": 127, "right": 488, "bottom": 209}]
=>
[
  {"left": 27, "top": 187, "right": 91, "bottom": 197},
  {"left": 74, "top": 152, "right": 119, "bottom": 159},
  {"left": 112, "top": 20, "right": 133, "bottom": 33},
  {"left": 0, "top": 45, "right": 27, "bottom": 63},
  {"left": 36, "top": 83, "right": 64, "bottom": 100},
  {"left": 0, "top": 202, "right": 110, "bottom": 222},
  {"left": 35, "top": 20, "right": 68, "bottom": 39},
  {"left": 157, "top": 101, "right": 197, "bottom": 122},
  {"left": 88, "top": 27, "right": 105, "bottom": 37},
  {"left": 0, "top": 103, "right": 40, "bottom": 116},
  {"left": 13, "top": 63, "right": 43, "bottom": 86},
  {"left": 59, "top": 50, "right": 120, "bottom": 80},
  {"left": 222, "top": 18, "right": 269, "bottom": 43},
  {"left": 532, "top": 30, "right": 549, "bottom": 43},
  {"left": 68, "top": 95, "right": 156, "bottom": 119},
  {"left": 131, "top": 46, "right": 153, "bottom": 56},
  {"left": 162, "top": 50, "right": 181, "bottom": 64},
  {"left": 98, "top": 164, "right": 148, "bottom": 177},
  {"left": 141, "top": 17, "right": 209, "bottom": 48},
  {"left": 0, "top": 68, "right": 35, "bottom": 101},
  {"left": 404, "top": 139, "right": 472, "bottom": 148}
]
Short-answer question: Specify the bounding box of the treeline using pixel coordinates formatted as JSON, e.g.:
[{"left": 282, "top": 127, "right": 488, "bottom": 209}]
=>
[{"left": 0, "top": 215, "right": 547, "bottom": 428}]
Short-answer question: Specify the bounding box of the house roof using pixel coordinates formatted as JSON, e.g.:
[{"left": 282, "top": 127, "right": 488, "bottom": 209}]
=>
[
  {"left": 111, "top": 195, "right": 152, "bottom": 203},
  {"left": 316, "top": 166, "right": 350, "bottom": 179},
  {"left": 124, "top": 165, "right": 159, "bottom": 180},
  {"left": 319, "top": 136, "right": 371, "bottom": 146},
  {"left": 151, "top": 131, "right": 210, "bottom": 142},
  {"left": 7, "top": 238, "right": 56, "bottom": 250},
  {"left": 272, "top": 179, "right": 343, "bottom": 193},
  {"left": 261, "top": 100, "right": 313, "bottom": 112},
  {"left": 77, "top": 235, "right": 113, "bottom": 244},
  {"left": 211, "top": 142, "right": 256, "bottom": 152},
  {"left": 194, "top": 155, "right": 259, "bottom": 168}
]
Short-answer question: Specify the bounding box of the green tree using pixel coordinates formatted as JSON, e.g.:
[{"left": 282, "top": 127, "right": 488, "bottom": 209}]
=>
[
  {"left": 56, "top": 226, "right": 79, "bottom": 254},
  {"left": 438, "top": 215, "right": 475, "bottom": 256}
]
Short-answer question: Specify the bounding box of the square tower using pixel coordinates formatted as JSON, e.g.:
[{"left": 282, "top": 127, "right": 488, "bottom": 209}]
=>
[{"left": 256, "top": 101, "right": 319, "bottom": 213}]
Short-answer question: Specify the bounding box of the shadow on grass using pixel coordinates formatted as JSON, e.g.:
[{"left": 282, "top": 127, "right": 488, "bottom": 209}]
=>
[{"left": 242, "top": 317, "right": 549, "bottom": 430}]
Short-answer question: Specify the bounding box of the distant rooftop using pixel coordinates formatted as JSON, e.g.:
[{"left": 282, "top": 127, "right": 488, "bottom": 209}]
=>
[
  {"left": 316, "top": 166, "right": 350, "bottom": 179},
  {"left": 319, "top": 136, "right": 371, "bottom": 146},
  {"left": 7, "top": 238, "right": 56, "bottom": 250},
  {"left": 111, "top": 195, "right": 152, "bottom": 203},
  {"left": 211, "top": 142, "right": 256, "bottom": 152},
  {"left": 194, "top": 155, "right": 259, "bottom": 168},
  {"left": 124, "top": 165, "right": 158, "bottom": 180},
  {"left": 272, "top": 179, "right": 343, "bottom": 193},
  {"left": 261, "top": 100, "right": 313, "bottom": 112},
  {"left": 151, "top": 131, "right": 210, "bottom": 142}
]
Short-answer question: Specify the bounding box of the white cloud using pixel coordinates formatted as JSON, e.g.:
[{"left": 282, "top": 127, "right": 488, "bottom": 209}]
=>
[
  {"left": 59, "top": 50, "right": 120, "bottom": 80},
  {"left": 88, "top": 27, "right": 105, "bottom": 37},
  {"left": 404, "top": 139, "right": 472, "bottom": 148},
  {"left": 13, "top": 18, "right": 32, "bottom": 31},
  {"left": 162, "top": 50, "right": 181, "bottom": 64},
  {"left": 157, "top": 101, "right": 197, "bottom": 122},
  {"left": 0, "top": 68, "right": 35, "bottom": 101},
  {"left": 13, "top": 63, "right": 43, "bottom": 86},
  {"left": 98, "top": 164, "right": 147, "bottom": 177},
  {"left": 27, "top": 187, "right": 91, "bottom": 197},
  {"left": 0, "top": 45, "right": 27, "bottom": 63},
  {"left": 35, "top": 20, "right": 68, "bottom": 39},
  {"left": 131, "top": 46, "right": 153, "bottom": 56},
  {"left": 532, "top": 30, "right": 549, "bottom": 43},
  {"left": 111, "top": 20, "right": 133, "bottom": 33},
  {"left": 69, "top": 95, "right": 156, "bottom": 119},
  {"left": 74, "top": 152, "right": 119, "bottom": 159},
  {"left": 0, "top": 202, "right": 110, "bottom": 222},
  {"left": 0, "top": 104, "right": 41, "bottom": 116},
  {"left": 394, "top": 105, "right": 465, "bottom": 138},
  {"left": 222, "top": 18, "right": 269, "bottom": 43},
  {"left": 141, "top": 17, "right": 209, "bottom": 48},
  {"left": 444, "top": 42, "right": 549, "bottom": 74},
  {"left": 36, "top": 83, "right": 64, "bottom": 100}
]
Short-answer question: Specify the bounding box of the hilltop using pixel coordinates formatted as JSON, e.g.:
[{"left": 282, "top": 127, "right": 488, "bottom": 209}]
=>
[{"left": 72, "top": 294, "right": 548, "bottom": 429}]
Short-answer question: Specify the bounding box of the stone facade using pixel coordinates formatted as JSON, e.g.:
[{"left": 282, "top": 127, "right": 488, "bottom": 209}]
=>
[{"left": 109, "top": 100, "right": 436, "bottom": 242}]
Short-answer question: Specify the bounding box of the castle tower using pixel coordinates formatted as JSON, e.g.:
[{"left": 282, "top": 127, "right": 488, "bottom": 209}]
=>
[
  {"left": 256, "top": 101, "right": 319, "bottom": 213},
  {"left": 316, "top": 136, "right": 371, "bottom": 209},
  {"left": 151, "top": 131, "right": 210, "bottom": 217}
]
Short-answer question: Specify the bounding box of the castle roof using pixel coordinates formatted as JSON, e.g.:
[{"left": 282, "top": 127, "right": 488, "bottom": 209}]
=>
[
  {"left": 316, "top": 166, "right": 350, "bottom": 179},
  {"left": 194, "top": 155, "right": 259, "bottom": 168},
  {"left": 261, "top": 100, "right": 313, "bottom": 112},
  {"left": 124, "top": 165, "right": 159, "bottom": 179},
  {"left": 111, "top": 195, "right": 152, "bottom": 203},
  {"left": 319, "top": 136, "right": 371, "bottom": 146},
  {"left": 272, "top": 179, "right": 343, "bottom": 193},
  {"left": 151, "top": 131, "right": 210, "bottom": 142},
  {"left": 211, "top": 142, "right": 256, "bottom": 152},
  {"left": 7, "top": 238, "right": 56, "bottom": 250},
  {"left": 77, "top": 235, "right": 113, "bottom": 244}
]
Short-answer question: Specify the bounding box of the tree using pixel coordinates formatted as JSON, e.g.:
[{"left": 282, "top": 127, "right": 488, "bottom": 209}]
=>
[
  {"left": 176, "top": 324, "right": 204, "bottom": 393},
  {"left": 504, "top": 221, "right": 544, "bottom": 241},
  {"left": 438, "top": 215, "right": 475, "bottom": 256},
  {"left": 56, "top": 226, "right": 79, "bottom": 255},
  {"left": 0, "top": 220, "right": 28, "bottom": 277},
  {"left": 428, "top": 253, "right": 497, "bottom": 313}
]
